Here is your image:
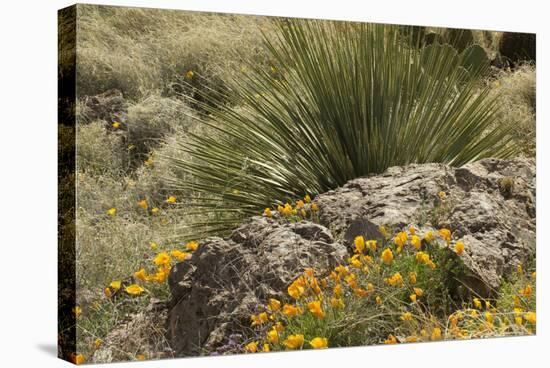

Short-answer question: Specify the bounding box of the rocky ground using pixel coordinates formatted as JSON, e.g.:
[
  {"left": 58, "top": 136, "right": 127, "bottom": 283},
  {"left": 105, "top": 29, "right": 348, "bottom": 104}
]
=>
[{"left": 91, "top": 157, "right": 535, "bottom": 361}]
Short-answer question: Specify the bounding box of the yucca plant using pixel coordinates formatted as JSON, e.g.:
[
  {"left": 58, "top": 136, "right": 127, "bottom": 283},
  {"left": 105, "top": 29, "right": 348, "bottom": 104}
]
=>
[{"left": 165, "top": 19, "right": 517, "bottom": 239}]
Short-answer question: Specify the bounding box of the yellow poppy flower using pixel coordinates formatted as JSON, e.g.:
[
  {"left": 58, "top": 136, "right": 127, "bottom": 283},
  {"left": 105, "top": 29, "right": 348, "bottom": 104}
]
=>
[
  {"left": 151, "top": 207, "right": 160, "bottom": 215},
  {"left": 411, "top": 235, "right": 421, "bottom": 250},
  {"left": 171, "top": 250, "right": 190, "bottom": 261},
  {"left": 354, "top": 236, "right": 365, "bottom": 253},
  {"left": 431, "top": 327, "right": 442, "bottom": 341},
  {"left": 72, "top": 306, "right": 82, "bottom": 318},
  {"left": 521, "top": 284, "right": 533, "bottom": 297},
  {"left": 379, "top": 225, "right": 389, "bottom": 239},
  {"left": 309, "top": 337, "right": 328, "bottom": 349},
  {"left": 71, "top": 353, "right": 85, "bottom": 365},
  {"left": 283, "top": 334, "right": 304, "bottom": 350},
  {"left": 245, "top": 341, "right": 258, "bottom": 353},
  {"left": 366, "top": 240, "right": 377, "bottom": 252},
  {"left": 266, "top": 329, "right": 279, "bottom": 344},
  {"left": 330, "top": 297, "right": 345, "bottom": 309},
  {"left": 381, "top": 248, "right": 394, "bottom": 265},
  {"left": 154, "top": 252, "right": 171, "bottom": 266},
  {"left": 125, "top": 284, "right": 145, "bottom": 296},
  {"left": 166, "top": 195, "right": 177, "bottom": 204},
  {"left": 250, "top": 312, "right": 269, "bottom": 327},
  {"left": 439, "top": 228, "right": 451, "bottom": 243},
  {"left": 384, "top": 334, "right": 397, "bottom": 344},
  {"left": 268, "top": 298, "right": 281, "bottom": 312},
  {"left": 186, "top": 70, "right": 194, "bottom": 79},
  {"left": 112, "top": 122, "right": 120, "bottom": 129},
  {"left": 455, "top": 241, "right": 465, "bottom": 255},
  {"left": 394, "top": 232, "right": 408, "bottom": 248},
  {"left": 149, "top": 267, "right": 170, "bottom": 283},
  {"left": 424, "top": 231, "right": 434, "bottom": 242},
  {"left": 307, "top": 300, "right": 325, "bottom": 319},
  {"left": 333, "top": 283, "right": 342, "bottom": 298},
  {"left": 405, "top": 335, "right": 418, "bottom": 343},
  {"left": 409, "top": 272, "right": 417, "bottom": 284},
  {"left": 134, "top": 268, "right": 147, "bottom": 281},
  {"left": 263, "top": 208, "right": 272, "bottom": 217},
  {"left": 274, "top": 321, "right": 285, "bottom": 332},
  {"left": 282, "top": 304, "right": 302, "bottom": 317},
  {"left": 186, "top": 241, "right": 199, "bottom": 251},
  {"left": 288, "top": 283, "right": 305, "bottom": 299},
  {"left": 93, "top": 338, "right": 102, "bottom": 349},
  {"left": 106, "top": 208, "right": 117, "bottom": 216},
  {"left": 524, "top": 312, "right": 536, "bottom": 324},
  {"left": 109, "top": 280, "right": 121, "bottom": 290},
  {"left": 137, "top": 199, "right": 148, "bottom": 209},
  {"left": 473, "top": 297, "right": 482, "bottom": 309}
]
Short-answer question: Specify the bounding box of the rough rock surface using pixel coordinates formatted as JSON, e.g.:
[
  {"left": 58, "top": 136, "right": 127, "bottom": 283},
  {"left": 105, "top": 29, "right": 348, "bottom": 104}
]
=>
[
  {"left": 167, "top": 157, "right": 535, "bottom": 355},
  {"left": 166, "top": 218, "right": 347, "bottom": 355},
  {"left": 316, "top": 157, "right": 535, "bottom": 293},
  {"left": 80, "top": 89, "right": 127, "bottom": 123},
  {"left": 92, "top": 299, "right": 172, "bottom": 363}
]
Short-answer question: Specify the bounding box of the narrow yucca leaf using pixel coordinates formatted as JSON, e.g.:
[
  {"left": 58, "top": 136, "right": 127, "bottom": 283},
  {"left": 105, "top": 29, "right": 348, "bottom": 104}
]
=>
[{"left": 164, "top": 19, "right": 518, "bottom": 240}]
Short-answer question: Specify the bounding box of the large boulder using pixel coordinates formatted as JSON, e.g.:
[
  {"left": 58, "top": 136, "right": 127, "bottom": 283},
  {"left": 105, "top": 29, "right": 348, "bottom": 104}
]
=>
[
  {"left": 166, "top": 158, "right": 535, "bottom": 355},
  {"left": 166, "top": 218, "right": 347, "bottom": 355},
  {"left": 316, "top": 157, "right": 535, "bottom": 293}
]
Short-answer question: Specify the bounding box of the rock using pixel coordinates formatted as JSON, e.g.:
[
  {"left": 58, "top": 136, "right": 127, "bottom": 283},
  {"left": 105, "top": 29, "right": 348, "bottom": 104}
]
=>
[
  {"left": 316, "top": 157, "right": 535, "bottom": 292},
  {"left": 80, "top": 89, "right": 127, "bottom": 123},
  {"left": 92, "top": 299, "right": 172, "bottom": 363},
  {"left": 166, "top": 157, "right": 535, "bottom": 355},
  {"left": 166, "top": 217, "right": 347, "bottom": 355}
]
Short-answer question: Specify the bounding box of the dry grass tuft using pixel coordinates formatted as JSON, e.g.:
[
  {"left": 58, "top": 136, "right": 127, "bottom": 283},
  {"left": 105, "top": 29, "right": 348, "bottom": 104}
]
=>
[
  {"left": 490, "top": 63, "right": 536, "bottom": 156},
  {"left": 76, "top": 4, "right": 273, "bottom": 99}
]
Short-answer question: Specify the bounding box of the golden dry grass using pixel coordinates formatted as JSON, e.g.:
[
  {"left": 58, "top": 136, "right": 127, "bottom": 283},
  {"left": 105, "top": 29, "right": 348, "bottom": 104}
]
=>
[{"left": 76, "top": 4, "right": 273, "bottom": 99}]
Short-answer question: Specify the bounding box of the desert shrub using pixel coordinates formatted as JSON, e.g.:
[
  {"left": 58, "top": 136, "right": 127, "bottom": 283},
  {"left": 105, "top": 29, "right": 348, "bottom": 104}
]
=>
[
  {"left": 490, "top": 63, "right": 536, "bottom": 156},
  {"left": 165, "top": 20, "right": 519, "bottom": 239},
  {"left": 125, "top": 94, "right": 195, "bottom": 164},
  {"left": 76, "top": 121, "right": 126, "bottom": 176},
  {"left": 75, "top": 4, "right": 272, "bottom": 100}
]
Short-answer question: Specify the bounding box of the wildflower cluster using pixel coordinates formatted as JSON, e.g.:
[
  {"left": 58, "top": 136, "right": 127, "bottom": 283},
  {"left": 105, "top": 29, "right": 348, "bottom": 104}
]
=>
[
  {"left": 106, "top": 195, "right": 178, "bottom": 219},
  {"left": 103, "top": 240, "right": 200, "bottom": 299},
  {"left": 262, "top": 194, "right": 319, "bottom": 222},
  {"left": 443, "top": 265, "right": 536, "bottom": 339},
  {"left": 243, "top": 223, "right": 498, "bottom": 350}
]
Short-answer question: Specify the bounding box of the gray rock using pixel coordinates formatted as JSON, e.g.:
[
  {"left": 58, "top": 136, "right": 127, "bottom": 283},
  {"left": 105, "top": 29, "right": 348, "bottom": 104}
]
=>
[
  {"left": 92, "top": 299, "right": 172, "bottom": 363},
  {"left": 166, "top": 157, "right": 535, "bottom": 355},
  {"left": 166, "top": 218, "right": 347, "bottom": 355},
  {"left": 316, "top": 157, "right": 535, "bottom": 291}
]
